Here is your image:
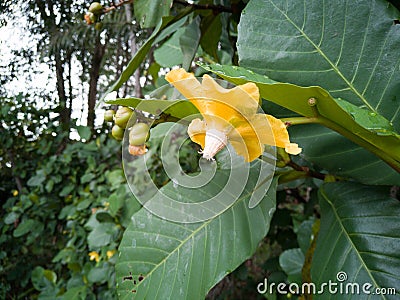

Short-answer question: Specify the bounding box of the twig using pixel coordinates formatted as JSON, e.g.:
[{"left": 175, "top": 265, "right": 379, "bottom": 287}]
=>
[
  {"left": 103, "top": 0, "right": 134, "bottom": 13},
  {"left": 174, "top": 0, "right": 233, "bottom": 13}
]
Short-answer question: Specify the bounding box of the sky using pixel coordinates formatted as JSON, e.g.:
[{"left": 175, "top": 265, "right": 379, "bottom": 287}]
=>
[{"left": 0, "top": 8, "right": 105, "bottom": 135}]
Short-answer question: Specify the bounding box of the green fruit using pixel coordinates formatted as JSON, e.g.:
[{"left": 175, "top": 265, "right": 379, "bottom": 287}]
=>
[
  {"left": 111, "top": 124, "right": 124, "bottom": 141},
  {"left": 94, "top": 22, "right": 103, "bottom": 30},
  {"left": 89, "top": 2, "right": 103, "bottom": 14},
  {"left": 115, "top": 107, "right": 135, "bottom": 129},
  {"left": 104, "top": 109, "right": 115, "bottom": 122},
  {"left": 129, "top": 123, "right": 150, "bottom": 146}
]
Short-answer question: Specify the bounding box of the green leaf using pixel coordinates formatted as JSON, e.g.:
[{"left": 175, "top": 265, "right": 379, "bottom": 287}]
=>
[
  {"left": 81, "top": 173, "right": 95, "bottom": 184},
  {"left": 289, "top": 125, "right": 400, "bottom": 185},
  {"left": 59, "top": 184, "right": 75, "bottom": 197},
  {"left": 76, "top": 125, "right": 91, "bottom": 140},
  {"left": 237, "top": 0, "right": 400, "bottom": 132},
  {"left": 31, "top": 266, "right": 57, "bottom": 291},
  {"left": 154, "top": 28, "right": 185, "bottom": 67},
  {"left": 105, "top": 97, "right": 198, "bottom": 121},
  {"left": 27, "top": 170, "right": 46, "bottom": 187},
  {"left": 61, "top": 286, "right": 87, "bottom": 300},
  {"left": 13, "top": 219, "right": 36, "bottom": 237},
  {"left": 87, "top": 223, "right": 117, "bottom": 248},
  {"left": 180, "top": 16, "right": 201, "bottom": 70},
  {"left": 199, "top": 63, "right": 400, "bottom": 178},
  {"left": 116, "top": 163, "right": 278, "bottom": 299},
  {"left": 279, "top": 248, "right": 304, "bottom": 284},
  {"left": 200, "top": 13, "right": 222, "bottom": 59},
  {"left": 312, "top": 182, "right": 400, "bottom": 299},
  {"left": 297, "top": 219, "right": 314, "bottom": 255},
  {"left": 102, "top": 8, "right": 193, "bottom": 101},
  {"left": 87, "top": 263, "right": 111, "bottom": 284},
  {"left": 134, "top": 0, "right": 173, "bottom": 28},
  {"left": 4, "top": 211, "right": 19, "bottom": 225}
]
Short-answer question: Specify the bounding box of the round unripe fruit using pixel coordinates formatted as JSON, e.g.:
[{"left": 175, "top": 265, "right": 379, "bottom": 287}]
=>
[
  {"left": 115, "top": 107, "right": 135, "bottom": 129},
  {"left": 104, "top": 109, "right": 115, "bottom": 122},
  {"left": 94, "top": 22, "right": 103, "bottom": 30},
  {"left": 89, "top": 2, "right": 103, "bottom": 14},
  {"left": 112, "top": 124, "right": 124, "bottom": 141},
  {"left": 129, "top": 123, "right": 150, "bottom": 146}
]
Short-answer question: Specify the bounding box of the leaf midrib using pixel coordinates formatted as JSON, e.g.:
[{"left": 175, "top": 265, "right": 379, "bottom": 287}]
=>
[{"left": 267, "top": 0, "right": 376, "bottom": 112}]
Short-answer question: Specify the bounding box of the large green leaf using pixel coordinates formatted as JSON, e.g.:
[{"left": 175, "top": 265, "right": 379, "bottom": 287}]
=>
[
  {"left": 199, "top": 63, "right": 400, "bottom": 183},
  {"left": 313, "top": 182, "right": 400, "bottom": 299},
  {"left": 289, "top": 125, "right": 400, "bottom": 185},
  {"left": 134, "top": 0, "right": 174, "bottom": 28},
  {"left": 237, "top": 0, "right": 400, "bottom": 132},
  {"left": 154, "top": 28, "right": 185, "bottom": 67},
  {"left": 180, "top": 16, "right": 201, "bottom": 70},
  {"left": 116, "top": 163, "right": 278, "bottom": 299}
]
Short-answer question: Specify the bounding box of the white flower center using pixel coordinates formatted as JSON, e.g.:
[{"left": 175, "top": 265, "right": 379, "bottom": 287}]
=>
[{"left": 202, "top": 128, "right": 228, "bottom": 160}]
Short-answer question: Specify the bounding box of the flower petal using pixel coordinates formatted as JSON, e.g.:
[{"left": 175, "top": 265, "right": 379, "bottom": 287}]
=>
[
  {"left": 187, "top": 118, "right": 206, "bottom": 148},
  {"left": 201, "top": 74, "right": 260, "bottom": 117},
  {"left": 230, "top": 138, "right": 264, "bottom": 162},
  {"left": 165, "top": 68, "right": 202, "bottom": 99},
  {"left": 266, "top": 115, "right": 302, "bottom": 154},
  {"left": 166, "top": 69, "right": 260, "bottom": 126}
]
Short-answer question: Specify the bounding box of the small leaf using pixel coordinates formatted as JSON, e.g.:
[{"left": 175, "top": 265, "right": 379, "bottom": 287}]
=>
[
  {"left": 81, "top": 173, "right": 95, "bottom": 184},
  {"left": 134, "top": 0, "right": 173, "bottom": 28},
  {"left": 61, "top": 286, "right": 87, "bottom": 300},
  {"left": 76, "top": 125, "right": 91, "bottom": 140},
  {"left": 13, "top": 219, "right": 36, "bottom": 237},
  {"left": 27, "top": 170, "right": 46, "bottom": 187},
  {"left": 87, "top": 223, "right": 117, "bottom": 248},
  {"left": 4, "top": 211, "right": 19, "bottom": 225},
  {"left": 279, "top": 248, "right": 305, "bottom": 284}
]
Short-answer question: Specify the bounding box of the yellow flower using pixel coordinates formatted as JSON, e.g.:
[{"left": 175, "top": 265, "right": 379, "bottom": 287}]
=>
[
  {"left": 88, "top": 251, "right": 100, "bottom": 262},
  {"left": 12, "top": 190, "right": 18, "bottom": 197},
  {"left": 165, "top": 68, "right": 301, "bottom": 162},
  {"left": 106, "top": 250, "right": 116, "bottom": 259}
]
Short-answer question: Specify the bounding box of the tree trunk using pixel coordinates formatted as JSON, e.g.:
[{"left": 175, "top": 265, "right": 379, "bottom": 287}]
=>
[
  {"left": 87, "top": 34, "right": 106, "bottom": 130},
  {"left": 124, "top": 3, "right": 142, "bottom": 98}
]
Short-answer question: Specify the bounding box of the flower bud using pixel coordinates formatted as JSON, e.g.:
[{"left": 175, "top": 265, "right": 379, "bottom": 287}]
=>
[
  {"left": 94, "top": 22, "right": 103, "bottom": 31},
  {"left": 84, "top": 12, "right": 97, "bottom": 25},
  {"left": 104, "top": 109, "right": 115, "bottom": 122},
  {"left": 115, "top": 107, "right": 135, "bottom": 129},
  {"left": 111, "top": 124, "right": 124, "bottom": 141},
  {"left": 129, "top": 123, "right": 150, "bottom": 146},
  {"left": 89, "top": 2, "right": 103, "bottom": 14}
]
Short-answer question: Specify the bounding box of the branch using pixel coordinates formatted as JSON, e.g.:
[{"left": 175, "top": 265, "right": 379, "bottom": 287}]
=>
[
  {"left": 103, "top": 0, "right": 134, "bottom": 14},
  {"left": 174, "top": 0, "right": 233, "bottom": 13}
]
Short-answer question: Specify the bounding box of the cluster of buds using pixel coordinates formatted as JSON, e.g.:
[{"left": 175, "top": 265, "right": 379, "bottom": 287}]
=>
[
  {"left": 84, "top": 2, "right": 104, "bottom": 29},
  {"left": 104, "top": 107, "right": 150, "bottom": 156}
]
